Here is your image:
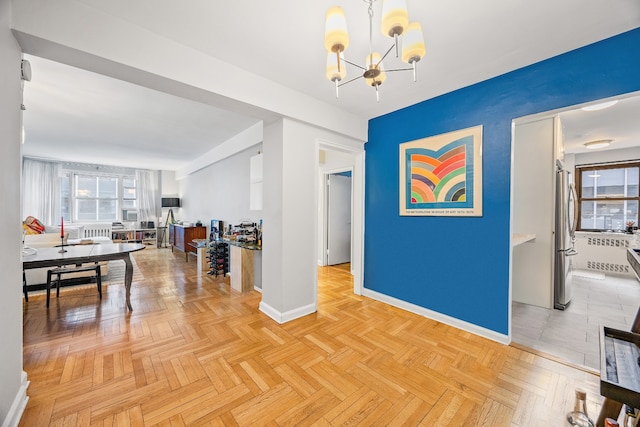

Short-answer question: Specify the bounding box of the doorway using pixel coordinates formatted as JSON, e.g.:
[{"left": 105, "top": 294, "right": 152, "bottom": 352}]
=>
[
  {"left": 510, "top": 92, "right": 640, "bottom": 370},
  {"left": 326, "top": 171, "right": 352, "bottom": 266}
]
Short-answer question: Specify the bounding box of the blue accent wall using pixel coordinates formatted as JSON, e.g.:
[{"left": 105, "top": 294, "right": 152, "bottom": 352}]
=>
[{"left": 365, "top": 27, "right": 640, "bottom": 335}]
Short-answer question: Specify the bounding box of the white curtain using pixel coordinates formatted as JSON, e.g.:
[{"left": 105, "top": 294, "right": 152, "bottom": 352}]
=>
[
  {"left": 22, "top": 158, "right": 61, "bottom": 225},
  {"left": 136, "top": 169, "right": 159, "bottom": 223}
]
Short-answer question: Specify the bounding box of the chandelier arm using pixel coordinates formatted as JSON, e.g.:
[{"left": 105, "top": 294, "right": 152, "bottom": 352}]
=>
[
  {"left": 384, "top": 67, "right": 415, "bottom": 72},
  {"left": 342, "top": 58, "right": 367, "bottom": 71},
  {"left": 377, "top": 43, "right": 396, "bottom": 66},
  {"left": 337, "top": 75, "right": 364, "bottom": 88}
]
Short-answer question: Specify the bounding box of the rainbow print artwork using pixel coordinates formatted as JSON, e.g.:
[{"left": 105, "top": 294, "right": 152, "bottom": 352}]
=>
[
  {"left": 399, "top": 126, "right": 482, "bottom": 216},
  {"left": 409, "top": 136, "right": 470, "bottom": 205}
]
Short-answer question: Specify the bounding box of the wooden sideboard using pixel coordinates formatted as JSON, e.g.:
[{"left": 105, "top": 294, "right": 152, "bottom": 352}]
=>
[{"left": 168, "top": 224, "right": 206, "bottom": 261}]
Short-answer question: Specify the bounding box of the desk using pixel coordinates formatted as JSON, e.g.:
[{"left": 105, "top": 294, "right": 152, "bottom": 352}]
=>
[
  {"left": 22, "top": 243, "right": 145, "bottom": 311},
  {"left": 169, "top": 224, "right": 206, "bottom": 261}
]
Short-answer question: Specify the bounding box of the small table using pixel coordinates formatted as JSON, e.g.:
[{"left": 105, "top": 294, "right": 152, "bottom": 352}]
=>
[
  {"left": 22, "top": 243, "right": 145, "bottom": 311},
  {"left": 187, "top": 241, "right": 209, "bottom": 272}
]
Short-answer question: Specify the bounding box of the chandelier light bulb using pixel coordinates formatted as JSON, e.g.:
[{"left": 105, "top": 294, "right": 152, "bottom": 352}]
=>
[
  {"left": 324, "top": 7, "right": 349, "bottom": 54},
  {"left": 381, "top": 0, "right": 409, "bottom": 37},
  {"left": 326, "top": 53, "right": 347, "bottom": 98}
]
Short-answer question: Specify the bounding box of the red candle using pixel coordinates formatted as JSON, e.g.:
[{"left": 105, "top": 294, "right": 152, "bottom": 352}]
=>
[{"left": 60, "top": 216, "right": 64, "bottom": 238}]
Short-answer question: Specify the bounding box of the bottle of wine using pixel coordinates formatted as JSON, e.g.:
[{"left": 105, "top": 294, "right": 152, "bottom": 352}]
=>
[{"left": 566, "top": 388, "right": 594, "bottom": 426}]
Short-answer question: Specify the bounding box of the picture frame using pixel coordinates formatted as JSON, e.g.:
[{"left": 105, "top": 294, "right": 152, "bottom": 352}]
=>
[{"left": 399, "top": 125, "right": 483, "bottom": 216}]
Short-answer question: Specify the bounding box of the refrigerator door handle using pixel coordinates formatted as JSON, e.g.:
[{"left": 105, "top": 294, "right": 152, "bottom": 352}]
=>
[{"left": 569, "top": 182, "right": 578, "bottom": 237}]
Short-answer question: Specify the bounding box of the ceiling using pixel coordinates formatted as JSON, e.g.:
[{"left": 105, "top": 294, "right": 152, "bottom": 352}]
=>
[{"left": 19, "top": 0, "right": 640, "bottom": 170}]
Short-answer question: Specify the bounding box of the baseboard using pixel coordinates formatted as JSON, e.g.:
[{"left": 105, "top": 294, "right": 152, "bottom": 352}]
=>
[
  {"left": 362, "top": 288, "right": 510, "bottom": 345},
  {"left": 1, "top": 371, "right": 29, "bottom": 427},
  {"left": 259, "top": 301, "right": 316, "bottom": 324}
]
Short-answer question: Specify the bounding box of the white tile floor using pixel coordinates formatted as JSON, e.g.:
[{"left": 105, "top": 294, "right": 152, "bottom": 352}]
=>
[{"left": 512, "top": 270, "right": 640, "bottom": 370}]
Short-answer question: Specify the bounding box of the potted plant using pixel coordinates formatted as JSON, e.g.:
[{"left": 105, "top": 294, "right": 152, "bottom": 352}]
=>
[{"left": 626, "top": 220, "right": 635, "bottom": 234}]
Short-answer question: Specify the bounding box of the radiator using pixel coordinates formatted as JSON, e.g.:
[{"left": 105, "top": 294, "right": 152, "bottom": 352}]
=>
[
  {"left": 573, "top": 232, "right": 636, "bottom": 276},
  {"left": 82, "top": 223, "right": 113, "bottom": 238}
]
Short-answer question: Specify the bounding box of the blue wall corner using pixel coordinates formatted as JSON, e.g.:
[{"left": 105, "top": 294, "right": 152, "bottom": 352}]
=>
[{"left": 364, "top": 27, "right": 640, "bottom": 335}]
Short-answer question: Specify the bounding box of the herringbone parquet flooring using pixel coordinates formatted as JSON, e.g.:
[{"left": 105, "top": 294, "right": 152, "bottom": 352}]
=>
[{"left": 21, "top": 247, "right": 605, "bottom": 426}]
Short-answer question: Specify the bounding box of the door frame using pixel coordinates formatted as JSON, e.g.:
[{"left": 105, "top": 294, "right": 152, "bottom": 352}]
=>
[{"left": 316, "top": 139, "right": 365, "bottom": 296}]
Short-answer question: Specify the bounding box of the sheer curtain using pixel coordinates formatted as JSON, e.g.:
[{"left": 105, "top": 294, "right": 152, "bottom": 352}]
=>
[
  {"left": 136, "top": 169, "right": 159, "bottom": 223},
  {"left": 22, "top": 158, "right": 61, "bottom": 225}
]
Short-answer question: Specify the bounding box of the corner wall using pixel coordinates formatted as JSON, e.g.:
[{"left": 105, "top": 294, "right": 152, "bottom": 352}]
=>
[
  {"left": 364, "top": 27, "right": 640, "bottom": 338},
  {"left": 0, "top": 1, "right": 29, "bottom": 424},
  {"left": 178, "top": 144, "right": 263, "bottom": 232}
]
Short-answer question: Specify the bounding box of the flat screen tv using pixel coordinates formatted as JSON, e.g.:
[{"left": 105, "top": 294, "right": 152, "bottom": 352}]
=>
[{"left": 161, "top": 197, "right": 181, "bottom": 208}]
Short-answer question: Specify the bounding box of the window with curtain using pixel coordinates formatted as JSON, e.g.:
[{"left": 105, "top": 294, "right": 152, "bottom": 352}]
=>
[
  {"left": 22, "top": 158, "right": 61, "bottom": 225},
  {"left": 24, "top": 158, "right": 157, "bottom": 224},
  {"left": 577, "top": 162, "right": 640, "bottom": 231}
]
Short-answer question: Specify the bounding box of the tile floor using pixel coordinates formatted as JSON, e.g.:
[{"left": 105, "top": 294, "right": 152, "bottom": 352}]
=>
[{"left": 512, "top": 270, "right": 640, "bottom": 370}]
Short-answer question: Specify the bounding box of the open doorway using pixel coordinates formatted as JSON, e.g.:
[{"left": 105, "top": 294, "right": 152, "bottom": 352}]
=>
[
  {"left": 511, "top": 92, "right": 640, "bottom": 370},
  {"left": 316, "top": 143, "right": 364, "bottom": 296}
]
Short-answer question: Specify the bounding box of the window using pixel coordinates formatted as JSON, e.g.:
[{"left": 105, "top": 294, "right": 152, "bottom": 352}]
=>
[
  {"left": 75, "top": 174, "right": 118, "bottom": 221},
  {"left": 577, "top": 162, "right": 640, "bottom": 231},
  {"left": 60, "top": 171, "right": 137, "bottom": 222}
]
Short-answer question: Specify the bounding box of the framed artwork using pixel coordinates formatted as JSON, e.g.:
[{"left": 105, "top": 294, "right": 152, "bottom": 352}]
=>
[{"left": 399, "top": 125, "right": 483, "bottom": 216}]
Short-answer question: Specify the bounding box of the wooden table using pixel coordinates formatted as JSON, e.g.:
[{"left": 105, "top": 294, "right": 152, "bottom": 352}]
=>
[{"left": 22, "top": 243, "right": 145, "bottom": 311}]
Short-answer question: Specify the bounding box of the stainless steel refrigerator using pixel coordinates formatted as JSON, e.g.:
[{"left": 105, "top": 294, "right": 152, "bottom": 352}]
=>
[{"left": 554, "top": 163, "right": 578, "bottom": 310}]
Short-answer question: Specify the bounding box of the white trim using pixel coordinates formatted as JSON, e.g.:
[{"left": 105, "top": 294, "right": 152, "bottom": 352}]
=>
[
  {"left": 1, "top": 371, "right": 29, "bottom": 427},
  {"left": 362, "top": 289, "right": 510, "bottom": 345},
  {"left": 259, "top": 301, "right": 317, "bottom": 324}
]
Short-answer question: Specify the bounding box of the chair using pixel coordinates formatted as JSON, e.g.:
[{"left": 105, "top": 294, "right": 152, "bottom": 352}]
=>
[{"left": 46, "top": 263, "right": 102, "bottom": 308}]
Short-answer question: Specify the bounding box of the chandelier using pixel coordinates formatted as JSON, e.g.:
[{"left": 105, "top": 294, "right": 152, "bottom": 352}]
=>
[{"left": 324, "top": 0, "right": 426, "bottom": 101}]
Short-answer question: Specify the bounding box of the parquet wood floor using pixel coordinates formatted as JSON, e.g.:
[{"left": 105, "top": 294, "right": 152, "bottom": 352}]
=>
[{"left": 21, "top": 247, "right": 605, "bottom": 426}]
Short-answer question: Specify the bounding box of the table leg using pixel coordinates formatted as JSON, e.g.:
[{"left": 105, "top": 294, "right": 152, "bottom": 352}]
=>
[{"left": 123, "top": 254, "right": 133, "bottom": 311}]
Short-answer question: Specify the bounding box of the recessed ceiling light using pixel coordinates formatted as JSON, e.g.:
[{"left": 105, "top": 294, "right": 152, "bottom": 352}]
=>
[
  {"left": 584, "top": 139, "right": 612, "bottom": 149},
  {"left": 581, "top": 100, "right": 618, "bottom": 111}
]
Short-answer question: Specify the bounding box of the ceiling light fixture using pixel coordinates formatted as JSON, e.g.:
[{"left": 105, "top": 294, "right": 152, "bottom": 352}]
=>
[
  {"left": 584, "top": 139, "right": 612, "bottom": 150},
  {"left": 580, "top": 100, "right": 618, "bottom": 111},
  {"left": 324, "top": 0, "right": 425, "bottom": 101}
]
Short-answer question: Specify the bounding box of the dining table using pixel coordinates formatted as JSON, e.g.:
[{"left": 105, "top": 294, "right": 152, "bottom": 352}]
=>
[{"left": 22, "top": 242, "right": 145, "bottom": 311}]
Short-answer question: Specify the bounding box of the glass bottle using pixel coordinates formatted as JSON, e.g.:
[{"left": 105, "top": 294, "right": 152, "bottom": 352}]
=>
[{"left": 567, "top": 388, "right": 595, "bottom": 427}]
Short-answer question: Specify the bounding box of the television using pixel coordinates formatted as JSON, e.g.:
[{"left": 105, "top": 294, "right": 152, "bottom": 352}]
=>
[{"left": 161, "top": 197, "right": 181, "bottom": 208}]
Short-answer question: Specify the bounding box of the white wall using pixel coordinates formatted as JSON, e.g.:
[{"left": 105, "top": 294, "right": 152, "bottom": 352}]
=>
[
  {"left": 178, "top": 144, "right": 263, "bottom": 233},
  {"left": 260, "top": 118, "right": 364, "bottom": 322},
  {"left": 512, "top": 117, "right": 557, "bottom": 308},
  {"left": 574, "top": 146, "right": 640, "bottom": 166},
  {"left": 1, "top": 1, "right": 29, "bottom": 424}
]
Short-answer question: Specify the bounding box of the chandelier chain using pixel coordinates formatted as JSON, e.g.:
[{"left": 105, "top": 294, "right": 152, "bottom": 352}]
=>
[{"left": 368, "top": 0, "right": 374, "bottom": 63}]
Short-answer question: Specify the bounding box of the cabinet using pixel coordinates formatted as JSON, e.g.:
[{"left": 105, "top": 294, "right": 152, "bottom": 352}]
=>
[{"left": 169, "top": 224, "right": 206, "bottom": 261}]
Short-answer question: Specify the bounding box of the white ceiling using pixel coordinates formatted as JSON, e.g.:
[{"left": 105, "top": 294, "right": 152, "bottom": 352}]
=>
[{"left": 19, "top": 0, "right": 640, "bottom": 170}]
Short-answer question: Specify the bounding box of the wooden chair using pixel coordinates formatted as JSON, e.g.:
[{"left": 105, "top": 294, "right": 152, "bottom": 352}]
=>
[{"left": 46, "top": 263, "right": 102, "bottom": 308}]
